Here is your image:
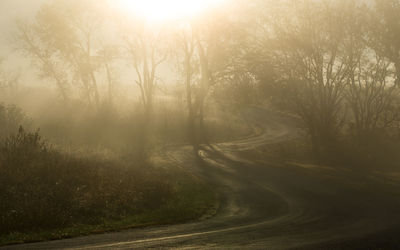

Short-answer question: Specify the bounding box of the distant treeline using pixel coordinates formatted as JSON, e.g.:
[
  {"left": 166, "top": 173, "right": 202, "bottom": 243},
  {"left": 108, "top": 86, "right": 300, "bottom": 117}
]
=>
[{"left": 1, "top": 0, "right": 399, "bottom": 164}]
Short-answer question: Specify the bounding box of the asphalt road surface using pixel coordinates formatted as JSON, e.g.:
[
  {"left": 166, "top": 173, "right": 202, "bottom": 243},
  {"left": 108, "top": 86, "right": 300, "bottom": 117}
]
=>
[{"left": 3, "top": 108, "right": 400, "bottom": 249}]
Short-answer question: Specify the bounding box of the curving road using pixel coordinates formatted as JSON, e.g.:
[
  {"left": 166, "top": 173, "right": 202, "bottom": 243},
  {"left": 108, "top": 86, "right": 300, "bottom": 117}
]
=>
[{"left": 3, "top": 107, "right": 400, "bottom": 249}]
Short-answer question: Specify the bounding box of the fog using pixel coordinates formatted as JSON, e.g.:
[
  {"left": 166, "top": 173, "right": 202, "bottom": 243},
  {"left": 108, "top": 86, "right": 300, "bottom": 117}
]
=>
[{"left": 1, "top": 0, "right": 400, "bottom": 249}]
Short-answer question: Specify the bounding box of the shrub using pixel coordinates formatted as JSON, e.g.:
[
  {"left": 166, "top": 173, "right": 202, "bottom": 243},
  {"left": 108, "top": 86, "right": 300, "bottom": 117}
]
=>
[
  {"left": 0, "top": 104, "right": 30, "bottom": 140},
  {"left": 0, "top": 128, "right": 173, "bottom": 234}
]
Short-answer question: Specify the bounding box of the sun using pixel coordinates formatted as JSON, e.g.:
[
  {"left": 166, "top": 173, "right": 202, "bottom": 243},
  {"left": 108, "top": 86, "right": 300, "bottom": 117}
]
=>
[{"left": 117, "top": 0, "right": 225, "bottom": 22}]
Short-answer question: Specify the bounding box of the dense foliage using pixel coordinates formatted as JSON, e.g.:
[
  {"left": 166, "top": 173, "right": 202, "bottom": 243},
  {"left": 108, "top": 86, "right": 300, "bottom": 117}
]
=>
[{"left": 0, "top": 128, "right": 173, "bottom": 234}]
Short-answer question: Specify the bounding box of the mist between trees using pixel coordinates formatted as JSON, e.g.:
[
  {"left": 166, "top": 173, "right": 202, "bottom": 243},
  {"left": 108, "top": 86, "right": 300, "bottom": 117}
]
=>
[
  {"left": 0, "top": 0, "right": 400, "bottom": 241},
  {"left": 0, "top": 0, "right": 399, "bottom": 184},
  {"left": 6, "top": 0, "right": 397, "bottom": 162}
]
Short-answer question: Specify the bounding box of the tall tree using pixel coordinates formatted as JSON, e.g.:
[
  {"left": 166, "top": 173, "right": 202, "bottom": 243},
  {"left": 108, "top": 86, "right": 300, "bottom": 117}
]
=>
[
  {"left": 119, "top": 19, "right": 168, "bottom": 155},
  {"left": 175, "top": 25, "right": 199, "bottom": 148},
  {"left": 16, "top": 21, "right": 69, "bottom": 100},
  {"left": 123, "top": 24, "right": 167, "bottom": 121},
  {"left": 16, "top": 0, "right": 109, "bottom": 108},
  {"left": 371, "top": 0, "right": 400, "bottom": 86},
  {"left": 173, "top": 9, "right": 239, "bottom": 148},
  {"left": 347, "top": 52, "right": 399, "bottom": 143},
  {"left": 264, "top": 1, "right": 356, "bottom": 155},
  {"left": 97, "top": 44, "right": 120, "bottom": 106}
]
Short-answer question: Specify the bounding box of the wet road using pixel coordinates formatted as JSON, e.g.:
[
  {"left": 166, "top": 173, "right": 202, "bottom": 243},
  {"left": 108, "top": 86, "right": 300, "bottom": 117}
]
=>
[{"left": 3, "top": 108, "right": 400, "bottom": 249}]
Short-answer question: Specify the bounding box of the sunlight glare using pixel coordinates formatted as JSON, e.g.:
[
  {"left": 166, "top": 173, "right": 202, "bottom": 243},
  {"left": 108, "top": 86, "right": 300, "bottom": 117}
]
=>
[{"left": 117, "top": 0, "right": 225, "bottom": 21}]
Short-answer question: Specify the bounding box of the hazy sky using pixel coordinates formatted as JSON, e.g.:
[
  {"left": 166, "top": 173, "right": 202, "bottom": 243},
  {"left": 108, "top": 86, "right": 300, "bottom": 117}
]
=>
[
  {"left": 0, "top": 0, "right": 176, "bottom": 90},
  {"left": 0, "top": 0, "right": 47, "bottom": 55},
  {"left": 0, "top": 0, "right": 46, "bottom": 83}
]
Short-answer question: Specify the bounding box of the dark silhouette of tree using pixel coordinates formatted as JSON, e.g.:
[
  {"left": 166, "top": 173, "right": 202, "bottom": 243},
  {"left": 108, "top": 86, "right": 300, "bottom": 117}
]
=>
[
  {"left": 371, "top": 0, "right": 400, "bottom": 87},
  {"left": 175, "top": 25, "right": 198, "bottom": 149},
  {"left": 260, "top": 1, "right": 356, "bottom": 155},
  {"left": 173, "top": 10, "right": 240, "bottom": 149},
  {"left": 345, "top": 0, "right": 400, "bottom": 143},
  {"left": 346, "top": 52, "right": 399, "bottom": 143}
]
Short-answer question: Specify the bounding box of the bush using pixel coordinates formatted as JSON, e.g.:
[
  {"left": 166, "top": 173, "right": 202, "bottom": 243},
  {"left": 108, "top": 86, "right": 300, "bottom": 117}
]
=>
[
  {"left": 0, "top": 104, "right": 30, "bottom": 140},
  {"left": 0, "top": 128, "right": 173, "bottom": 234}
]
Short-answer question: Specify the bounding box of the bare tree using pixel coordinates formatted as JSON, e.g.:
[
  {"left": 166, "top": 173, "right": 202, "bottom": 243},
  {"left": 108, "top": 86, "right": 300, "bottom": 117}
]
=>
[
  {"left": 118, "top": 20, "right": 168, "bottom": 155},
  {"left": 268, "top": 1, "right": 356, "bottom": 155},
  {"left": 123, "top": 27, "right": 167, "bottom": 122},
  {"left": 97, "top": 44, "right": 120, "bottom": 106},
  {"left": 347, "top": 52, "right": 399, "bottom": 142},
  {"left": 371, "top": 0, "right": 400, "bottom": 86},
  {"left": 175, "top": 26, "right": 199, "bottom": 148},
  {"left": 16, "top": 0, "right": 108, "bottom": 108},
  {"left": 15, "top": 21, "right": 69, "bottom": 100},
  {"left": 173, "top": 12, "right": 236, "bottom": 148}
]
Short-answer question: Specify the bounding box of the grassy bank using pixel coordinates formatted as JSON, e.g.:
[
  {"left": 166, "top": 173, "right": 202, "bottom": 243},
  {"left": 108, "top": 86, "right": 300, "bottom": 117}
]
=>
[
  {"left": 0, "top": 179, "right": 216, "bottom": 246},
  {"left": 0, "top": 129, "right": 216, "bottom": 246}
]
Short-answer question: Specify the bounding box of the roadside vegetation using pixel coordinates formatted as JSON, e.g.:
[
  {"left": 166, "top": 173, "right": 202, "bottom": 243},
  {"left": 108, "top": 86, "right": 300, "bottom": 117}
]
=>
[{"left": 0, "top": 99, "right": 230, "bottom": 245}]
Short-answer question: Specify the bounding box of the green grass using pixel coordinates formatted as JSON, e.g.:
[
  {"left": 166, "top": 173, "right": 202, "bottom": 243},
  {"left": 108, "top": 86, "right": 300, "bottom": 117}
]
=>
[
  {"left": 0, "top": 128, "right": 217, "bottom": 246},
  {"left": 0, "top": 179, "right": 216, "bottom": 246}
]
